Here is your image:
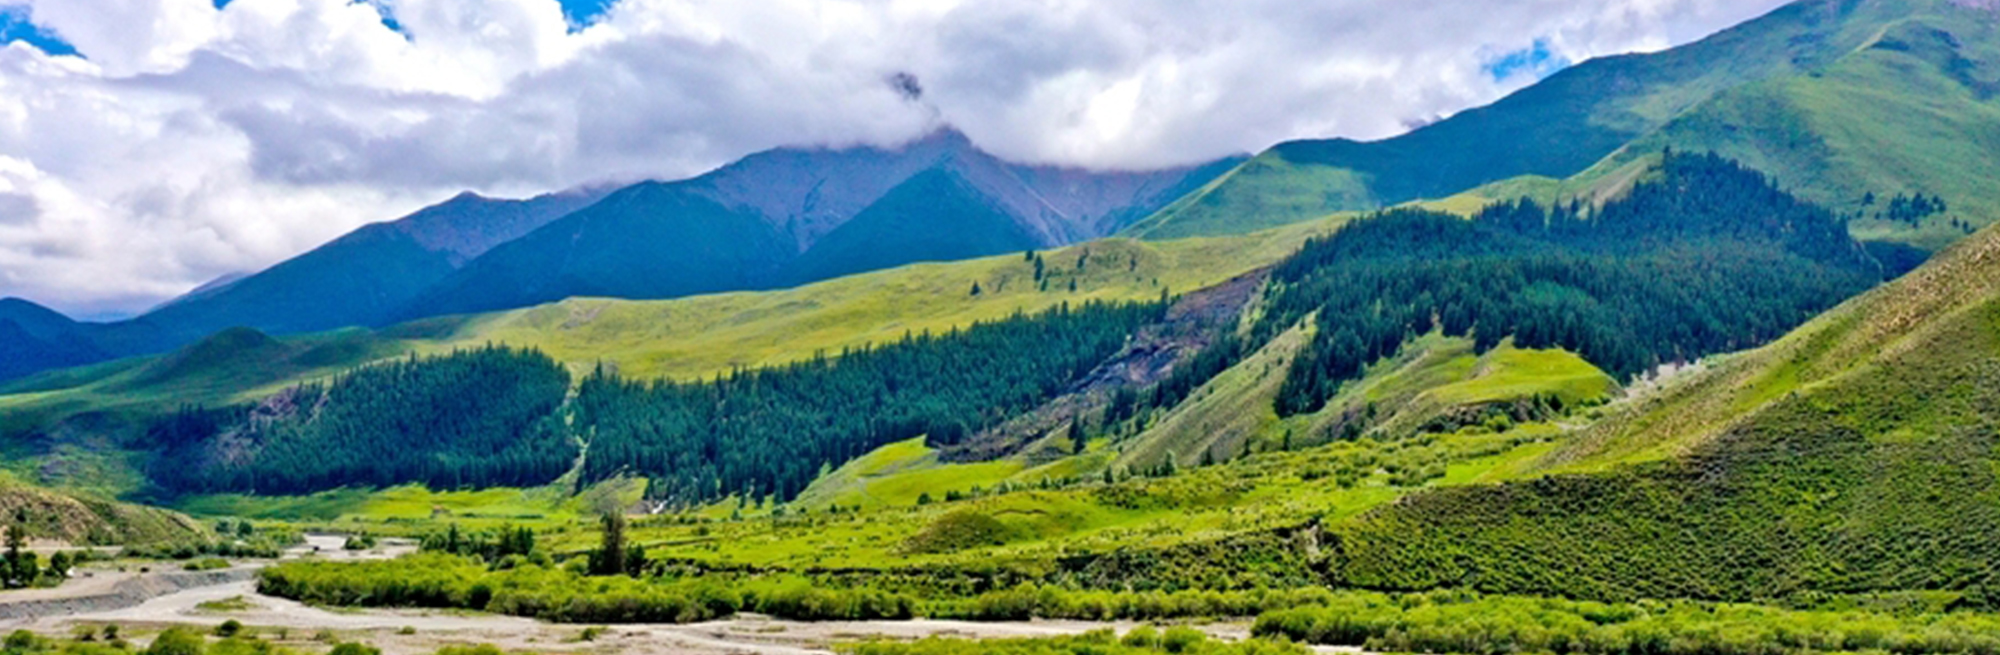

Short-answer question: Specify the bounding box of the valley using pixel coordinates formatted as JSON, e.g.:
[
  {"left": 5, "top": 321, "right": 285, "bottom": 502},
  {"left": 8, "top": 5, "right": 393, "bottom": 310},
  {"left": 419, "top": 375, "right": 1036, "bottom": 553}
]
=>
[{"left": 5, "top": 1, "right": 2000, "bottom": 654}]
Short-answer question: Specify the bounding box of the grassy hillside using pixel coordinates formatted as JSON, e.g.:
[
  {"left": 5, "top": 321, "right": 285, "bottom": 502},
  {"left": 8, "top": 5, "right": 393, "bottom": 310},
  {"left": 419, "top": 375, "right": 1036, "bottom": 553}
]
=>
[
  {"left": 744, "top": 328, "right": 1613, "bottom": 560},
  {"left": 0, "top": 473, "right": 206, "bottom": 545},
  {"left": 0, "top": 328, "right": 410, "bottom": 444},
  {"left": 171, "top": 478, "right": 647, "bottom": 535},
  {"left": 1124, "top": 0, "right": 1865, "bottom": 238},
  {"left": 0, "top": 221, "right": 1329, "bottom": 499},
  {"left": 1593, "top": 2, "right": 2000, "bottom": 249},
  {"left": 1327, "top": 221, "right": 2000, "bottom": 603},
  {"left": 1114, "top": 331, "right": 1613, "bottom": 474},
  {"left": 397, "top": 225, "right": 1328, "bottom": 382},
  {"left": 785, "top": 168, "right": 1042, "bottom": 284},
  {"left": 1122, "top": 155, "right": 1371, "bottom": 240},
  {"left": 514, "top": 221, "right": 2000, "bottom": 607},
  {"left": 1132, "top": 0, "right": 1997, "bottom": 244}
]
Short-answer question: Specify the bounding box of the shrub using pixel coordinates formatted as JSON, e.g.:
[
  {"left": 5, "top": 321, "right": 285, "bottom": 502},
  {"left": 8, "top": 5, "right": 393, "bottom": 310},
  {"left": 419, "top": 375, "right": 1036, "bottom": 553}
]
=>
[{"left": 144, "top": 628, "right": 205, "bottom": 655}]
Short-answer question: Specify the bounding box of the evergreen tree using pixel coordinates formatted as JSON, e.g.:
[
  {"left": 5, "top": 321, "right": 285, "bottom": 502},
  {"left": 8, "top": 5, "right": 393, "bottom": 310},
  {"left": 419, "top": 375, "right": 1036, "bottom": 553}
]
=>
[
  {"left": 1260, "top": 152, "right": 1886, "bottom": 417},
  {"left": 594, "top": 511, "right": 627, "bottom": 577}
]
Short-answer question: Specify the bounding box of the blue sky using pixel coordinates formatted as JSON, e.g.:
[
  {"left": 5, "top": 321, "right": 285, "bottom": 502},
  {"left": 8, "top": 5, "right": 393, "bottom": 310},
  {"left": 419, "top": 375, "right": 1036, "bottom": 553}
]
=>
[
  {"left": 0, "top": 5, "right": 75, "bottom": 56},
  {"left": 2, "top": 0, "right": 622, "bottom": 57},
  {"left": 1485, "top": 38, "right": 1571, "bottom": 82}
]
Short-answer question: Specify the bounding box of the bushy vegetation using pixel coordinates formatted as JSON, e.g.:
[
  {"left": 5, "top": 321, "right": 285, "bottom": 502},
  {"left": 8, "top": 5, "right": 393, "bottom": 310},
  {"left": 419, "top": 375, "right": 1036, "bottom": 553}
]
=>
[
  {"left": 1253, "top": 591, "right": 2000, "bottom": 655},
  {"left": 418, "top": 523, "right": 537, "bottom": 563},
  {"left": 928, "top": 584, "right": 1344, "bottom": 621},
  {"left": 839, "top": 628, "right": 1305, "bottom": 655},
  {"left": 147, "top": 346, "right": 574, "bottom": 495},
  {"left": 1328, "top": 289, "right": 2000, "bottom": 604},
  {"left": 1264, "top": 152, "right": 1883, "bottom": 416},
  {"left": 257, "top": 553, "right": 916, "bottom": 623},
  {"left": 119, "top": 539, "right": 283, "bottom": 561},
  {"left": 2, "top": 523, "right": 65, "bottom": 589},
  {"left": 574, "top": 300, "right": 1163, "bottom": 504}
]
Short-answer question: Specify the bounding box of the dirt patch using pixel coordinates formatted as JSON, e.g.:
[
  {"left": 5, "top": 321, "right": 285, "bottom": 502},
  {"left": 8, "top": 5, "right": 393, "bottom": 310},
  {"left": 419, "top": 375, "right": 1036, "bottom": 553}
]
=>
[{"left": 940, "top": 270, "right": 1268, "bottom": 462}]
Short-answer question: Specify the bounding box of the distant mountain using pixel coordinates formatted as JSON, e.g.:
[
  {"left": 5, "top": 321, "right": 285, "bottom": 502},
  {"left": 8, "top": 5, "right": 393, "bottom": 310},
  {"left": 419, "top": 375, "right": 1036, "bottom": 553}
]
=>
[
  {"left": 0, "top": 188, "right": 603, "bottom": 383},
  {"left": 405, "top": 129, "right": 1239, "bottom": 320},
  {"left": 407, "top": 184, "right": 795, "bottom": 318},
  {"left": 787, "top": 167, "right": 1041, "bottom": 283},
  {"left": 137, "top": 187, "right": 608, "bottom": 340},
  {"left": 0, "top": 131, "right": 1234, "bottom": 382},
  {"left": 1129, "top": 0, "right": 1998, "bottom": 242},
  {"left": 0, "top": 298, "right": 108, "bottom": 381}
]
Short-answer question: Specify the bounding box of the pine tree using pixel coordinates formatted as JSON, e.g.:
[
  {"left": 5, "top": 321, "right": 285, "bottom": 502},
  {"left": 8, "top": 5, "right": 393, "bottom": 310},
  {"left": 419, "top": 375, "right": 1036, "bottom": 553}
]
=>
[{"left": 595, "top": 511, "right": 627, "bottom": 577}]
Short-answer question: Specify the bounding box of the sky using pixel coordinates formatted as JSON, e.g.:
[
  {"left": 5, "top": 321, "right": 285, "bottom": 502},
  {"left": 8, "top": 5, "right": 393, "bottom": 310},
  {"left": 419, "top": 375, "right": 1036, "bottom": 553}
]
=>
[{"left": 0, "top": 0, "right": 1790, "bottom": 319}]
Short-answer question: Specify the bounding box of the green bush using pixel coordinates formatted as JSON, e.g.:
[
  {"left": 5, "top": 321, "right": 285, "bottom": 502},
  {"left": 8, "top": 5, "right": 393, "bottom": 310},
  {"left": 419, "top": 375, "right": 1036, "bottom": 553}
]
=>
[
  {"left": 326, "top": 643, "right": 378, "bottom": 655},
  {"left": 259, "top": 554, "right": 917, "bottom": 624},
  {"left": 144, "top": 629, "right": 205, "bottom": 655},
  {"left": 1251, "top": 592, "right": 2000, "bottom": 655},
  {"left": 838, "top": 629, "right": 1304, "bottom": 654}
]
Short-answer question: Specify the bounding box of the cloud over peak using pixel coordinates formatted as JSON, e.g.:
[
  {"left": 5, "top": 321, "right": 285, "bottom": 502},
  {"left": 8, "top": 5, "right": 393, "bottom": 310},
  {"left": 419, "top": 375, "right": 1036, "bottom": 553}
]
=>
[{"left": 0, "top": 0, "right": 1787, "bottom": 316}]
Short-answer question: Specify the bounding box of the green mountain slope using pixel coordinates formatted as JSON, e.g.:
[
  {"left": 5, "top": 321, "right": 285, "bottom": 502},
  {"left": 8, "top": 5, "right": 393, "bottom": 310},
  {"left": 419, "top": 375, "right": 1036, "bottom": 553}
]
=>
[
  {"left": 1591, "top": 1, "right": 2000, "bottom": 249},
  {"left": 411, "top": 134, "right": 1240, "bottom": 323},
  {"left": 0, "top": 222, "right": 1326, "bottom": 500},
  {"left": 138, "top": 190, "right": 605, "bottom": 341},
  {"left": 0, "top": 476, "right": 206, "bottom": 545},
  {"left": 1327, "top": 220, "right": 2000, "bottom": 604},
  {"left": 1131, "top": 0, "right": 1993, "bottom": 241},
  {"left": 406, "top": 184, "right": 796, "bottom": 319},
  {"left": 787, "top": 168, "right": 1043, "bottom": 283},
  {"left": 0, "top": 299, "right": 110, "bottom": 381}
]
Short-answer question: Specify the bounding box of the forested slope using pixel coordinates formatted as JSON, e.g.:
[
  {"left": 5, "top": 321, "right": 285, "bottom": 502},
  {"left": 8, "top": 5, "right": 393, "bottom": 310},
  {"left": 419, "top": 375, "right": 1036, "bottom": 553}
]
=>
[
  {"left": 1323, "top": 219, "right": 2000, "bottom": 606},
  {"left": 1258, "top": 152, "right": 1885, "bottom": 417}
]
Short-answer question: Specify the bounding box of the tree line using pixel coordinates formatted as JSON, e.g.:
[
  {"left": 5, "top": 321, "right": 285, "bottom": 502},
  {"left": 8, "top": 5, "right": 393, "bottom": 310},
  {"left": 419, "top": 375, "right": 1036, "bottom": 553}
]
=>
[
  {"left": 1261, "top": 151, "right": 1885, "bottom": 416},
  {"left": 146, "top": 346, "right": 575, "bottom": 495},
  {"left": 145, "top": 302, "right": 1162, "bottom": 503},
  {"left": 571, "top": 300, "right": 1163, "bottom": 505}
]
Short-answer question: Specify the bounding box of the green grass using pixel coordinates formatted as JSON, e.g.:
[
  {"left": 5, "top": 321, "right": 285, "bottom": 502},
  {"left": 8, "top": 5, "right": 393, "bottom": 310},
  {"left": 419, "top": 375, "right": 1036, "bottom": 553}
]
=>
[
  {"left": 1549, "top": 222, "right": 2000, "bottom": 473},
  {"left": 0, "top": 472, "right": 206, "bottom": 545},
  {"left": 1127, "top": 0, "right": 2000, "bottom": 250},
  {"left": 1321, "top": 223, "right": 2000, "bottom": 604},
  {"left": 0, "top": 328, "right": 412, "bottom": 443},
  {"left": 402, "top": 230, "right": 1324, "bottom": 383},
  {"left": 1423, "top": 346, "right": 1614, "bottom": 407},
  {"left": 0, "top": 223, "right": 1329, "bottom": 500},
  {"left": 581, "top": 414, "right": 1573, "bottom": 572},
  {"left": 194, "top": 596, "right": 259, "bottom": 612},
  {"left": 792, "top": 439, "right": 1027, "bottom": 512},
  {"left": 172, "top": 478, "right": 646, "bottom": 533},
  {"left": 2, "top": 223, "right": 1325, "bottom": 421},
  {"left": 1122, "top": 153, "right": 1371, "bottom": 240},
  {"left": 609, "top": 326, "right": 1607, "bottom": 574},
  {"left": 1585, "top": 4, "right": 2000, "bottom": 249}
]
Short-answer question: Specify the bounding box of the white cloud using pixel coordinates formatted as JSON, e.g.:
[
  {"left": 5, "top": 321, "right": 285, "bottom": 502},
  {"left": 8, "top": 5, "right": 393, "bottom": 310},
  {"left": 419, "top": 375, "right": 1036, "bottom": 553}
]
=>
[{"left": 0, "top": 0, "right": 1788, "bottom": 317}]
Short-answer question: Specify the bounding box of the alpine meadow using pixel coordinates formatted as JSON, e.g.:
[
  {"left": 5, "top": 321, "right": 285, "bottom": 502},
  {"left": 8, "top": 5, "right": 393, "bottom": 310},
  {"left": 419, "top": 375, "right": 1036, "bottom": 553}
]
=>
[{"left": 4, "top": 1, "right": 2000, "bottom": 654}]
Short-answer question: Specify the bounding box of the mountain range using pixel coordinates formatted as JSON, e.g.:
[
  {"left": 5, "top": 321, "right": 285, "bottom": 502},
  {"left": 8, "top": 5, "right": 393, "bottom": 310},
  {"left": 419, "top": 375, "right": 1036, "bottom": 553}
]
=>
[
  {"left": 14, "top": 0, "right": 2000, "bottom": 385},
  {"left": 1128, "top": 0, "right": 2000, "bottom": 246},
  {"left": 0, "top": 129, "right": 1238, "bottom": 382},
  {"left": 5, "top": 2, "right": 2000, "bottom": 635}
]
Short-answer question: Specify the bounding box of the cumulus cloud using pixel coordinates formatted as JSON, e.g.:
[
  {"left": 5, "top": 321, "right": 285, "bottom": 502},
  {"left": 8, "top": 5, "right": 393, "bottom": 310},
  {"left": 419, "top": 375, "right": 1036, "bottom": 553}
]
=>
[{"left": 0, "top": 0, "right": 1788, "bottom": 317}]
